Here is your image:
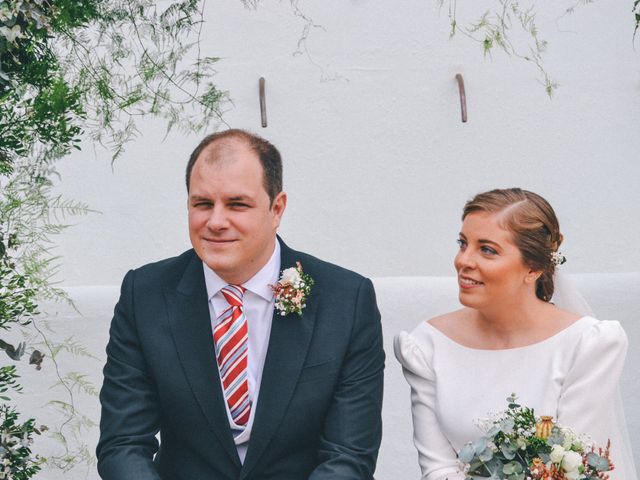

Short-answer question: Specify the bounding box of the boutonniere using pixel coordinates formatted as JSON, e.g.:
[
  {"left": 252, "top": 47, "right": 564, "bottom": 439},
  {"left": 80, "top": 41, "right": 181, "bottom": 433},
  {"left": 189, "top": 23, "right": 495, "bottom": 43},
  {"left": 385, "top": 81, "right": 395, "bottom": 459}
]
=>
[{"left": 271, "top": 262, "right": 314, "bottom": 316}]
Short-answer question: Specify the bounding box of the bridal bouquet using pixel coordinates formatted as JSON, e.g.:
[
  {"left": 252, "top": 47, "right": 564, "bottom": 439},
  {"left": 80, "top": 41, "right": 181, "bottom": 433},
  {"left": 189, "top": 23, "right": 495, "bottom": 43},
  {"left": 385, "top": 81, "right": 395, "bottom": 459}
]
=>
[{"left": 458, "top": 395, "right": 613, "bottom": 480}]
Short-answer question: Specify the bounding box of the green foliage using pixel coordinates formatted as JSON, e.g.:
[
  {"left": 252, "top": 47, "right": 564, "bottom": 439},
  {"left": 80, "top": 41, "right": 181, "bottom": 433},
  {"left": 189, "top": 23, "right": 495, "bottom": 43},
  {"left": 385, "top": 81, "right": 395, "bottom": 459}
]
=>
[
  {"left": 439, "top": 0, "right": 559, "bottom": 97},
  {"left": 441, "top": 1, "right": 638, "bottom": 96},
  {"left": 635, "top": 0, "right": 640, "bottom": 39},
  {"left": 0, "top": 1, "right": 97, "bottom": 170},
  {"left": 0, "top": 405, "right": 43, "bottom": 479},
  {"left": 0, "top": 365, "right": 22, "bottom": 400},
  {"left": 1, "top": 0, "right": 226, "bottom": 172}
]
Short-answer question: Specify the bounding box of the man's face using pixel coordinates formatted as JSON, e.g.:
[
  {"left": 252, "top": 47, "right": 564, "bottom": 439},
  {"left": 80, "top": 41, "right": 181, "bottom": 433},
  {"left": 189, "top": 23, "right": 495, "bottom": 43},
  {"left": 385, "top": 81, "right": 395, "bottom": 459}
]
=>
[{"left": 188, "top": 138, "right": 286, "bottom": 285}]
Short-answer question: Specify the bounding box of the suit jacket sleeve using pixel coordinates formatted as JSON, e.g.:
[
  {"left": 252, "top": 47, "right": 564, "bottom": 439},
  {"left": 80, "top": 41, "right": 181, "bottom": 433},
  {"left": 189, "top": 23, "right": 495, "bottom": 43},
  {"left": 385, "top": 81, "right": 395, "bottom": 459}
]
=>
[
  {"left": 308, "top": 277, "right": 385, "bottom": 480},
  {"left": 96, "top": 270, "right": 162, "bottom": 480}
]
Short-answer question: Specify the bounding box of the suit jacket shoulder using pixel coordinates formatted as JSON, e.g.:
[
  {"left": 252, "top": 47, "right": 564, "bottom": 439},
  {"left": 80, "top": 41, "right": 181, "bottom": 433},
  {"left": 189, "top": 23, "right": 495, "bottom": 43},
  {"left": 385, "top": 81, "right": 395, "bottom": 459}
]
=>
[
  {"left": 282, "top": 245, "right": 369, "bottom": 299},
  {"left": 127, "top": 249, "right": 198, "bottom": 289}
]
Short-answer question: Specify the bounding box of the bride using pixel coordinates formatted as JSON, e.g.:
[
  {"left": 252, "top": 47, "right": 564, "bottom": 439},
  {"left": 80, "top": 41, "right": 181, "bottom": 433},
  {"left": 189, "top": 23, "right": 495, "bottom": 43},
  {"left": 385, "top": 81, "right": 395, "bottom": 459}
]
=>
[{"left": 394, "top": 188, "right": 637, "bottom": 480}]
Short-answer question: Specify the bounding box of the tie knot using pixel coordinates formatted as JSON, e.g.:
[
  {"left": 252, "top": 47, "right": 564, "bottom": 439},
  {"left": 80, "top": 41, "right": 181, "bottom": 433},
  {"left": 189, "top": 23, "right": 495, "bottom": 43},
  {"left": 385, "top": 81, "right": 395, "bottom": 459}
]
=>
[{"left": 221, "top": 284, "right": 245, "bottom": 307}]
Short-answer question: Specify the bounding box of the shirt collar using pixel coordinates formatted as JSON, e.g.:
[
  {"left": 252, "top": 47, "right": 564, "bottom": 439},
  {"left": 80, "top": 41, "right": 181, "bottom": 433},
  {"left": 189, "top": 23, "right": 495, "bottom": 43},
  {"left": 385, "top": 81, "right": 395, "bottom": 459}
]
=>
[{"left": 202, "top": 239, "right": 281, "bottom": 302}]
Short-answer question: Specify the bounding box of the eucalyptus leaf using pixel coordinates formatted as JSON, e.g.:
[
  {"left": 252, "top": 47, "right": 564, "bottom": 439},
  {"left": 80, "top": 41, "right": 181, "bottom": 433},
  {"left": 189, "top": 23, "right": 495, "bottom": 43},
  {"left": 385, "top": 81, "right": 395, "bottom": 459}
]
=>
[
  {"left": 499, "top": 417, "right": 514, "bottom": 434},
  {"left": 479, "top": 447, "right": 494, "bottom": 462},
  {"left": 500, "top": 443, "right": 516, "bottom": 460},
  {"left": 587, "top": 452, "right": 610, "bottom": 471},
  {"left": 472, "top": 437, "right": 488, "bottom": 454},
  {"left": 483, "top": 458, "right": 502, "bottom": 476},
  {"left": 547, "top": 430, "right": 564, "bottom": 445},
  {"left": 459, "top": 444, "right": 476, "bottom": 463}
]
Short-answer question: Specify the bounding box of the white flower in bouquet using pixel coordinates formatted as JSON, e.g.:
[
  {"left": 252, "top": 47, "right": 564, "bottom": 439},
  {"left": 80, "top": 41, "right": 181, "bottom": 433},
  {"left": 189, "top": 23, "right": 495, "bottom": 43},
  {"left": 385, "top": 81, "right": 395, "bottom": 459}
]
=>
[
  {"left": 549, "top": 444, "right": 566, "bottom": 463},
  {"left": 561, "top": 450, "right": 583, "bottom": 474}
]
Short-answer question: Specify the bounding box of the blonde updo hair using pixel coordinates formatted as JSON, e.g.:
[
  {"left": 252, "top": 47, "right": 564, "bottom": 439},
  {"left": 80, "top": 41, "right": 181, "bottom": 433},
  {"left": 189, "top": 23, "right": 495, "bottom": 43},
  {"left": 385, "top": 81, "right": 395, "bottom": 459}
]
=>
[{"left": 462, "top": 188, "right": 563, "bottom": 302}]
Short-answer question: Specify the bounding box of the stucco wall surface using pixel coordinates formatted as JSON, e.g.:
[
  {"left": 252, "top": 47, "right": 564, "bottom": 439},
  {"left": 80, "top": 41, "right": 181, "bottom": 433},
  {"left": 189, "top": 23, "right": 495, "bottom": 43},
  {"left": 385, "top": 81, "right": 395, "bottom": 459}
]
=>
[{"left": 52, "top": 0, "right": 640, "bottom": 285}]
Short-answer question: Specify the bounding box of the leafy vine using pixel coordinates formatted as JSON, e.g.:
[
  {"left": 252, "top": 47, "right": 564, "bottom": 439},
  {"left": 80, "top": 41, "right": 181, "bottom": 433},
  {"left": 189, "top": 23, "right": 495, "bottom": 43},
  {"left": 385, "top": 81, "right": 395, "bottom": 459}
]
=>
[{"left": 440, "top": 0, "right": 638, "bottom": 96}]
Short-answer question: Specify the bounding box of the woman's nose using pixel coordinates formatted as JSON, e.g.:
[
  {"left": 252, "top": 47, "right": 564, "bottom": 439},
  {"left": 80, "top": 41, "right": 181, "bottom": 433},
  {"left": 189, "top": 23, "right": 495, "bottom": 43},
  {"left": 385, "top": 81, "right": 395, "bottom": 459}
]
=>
[{"left": 454, "top": 248, "right": 476, "bottom": 271}]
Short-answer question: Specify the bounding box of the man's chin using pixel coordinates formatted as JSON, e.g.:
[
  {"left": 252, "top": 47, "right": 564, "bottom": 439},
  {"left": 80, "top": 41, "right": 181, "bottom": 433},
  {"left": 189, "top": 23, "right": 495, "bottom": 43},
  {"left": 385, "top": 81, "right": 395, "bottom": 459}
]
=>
[{"left": 204, "top": 259, "right": 237, "bottom": 278}]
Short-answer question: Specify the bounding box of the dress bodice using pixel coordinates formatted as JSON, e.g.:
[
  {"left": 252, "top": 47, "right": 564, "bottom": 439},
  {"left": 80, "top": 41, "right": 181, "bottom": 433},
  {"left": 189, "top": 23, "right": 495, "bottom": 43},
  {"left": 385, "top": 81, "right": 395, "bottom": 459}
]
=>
[{"left": 394, "top": 316, "right": 635, "bottom": 480}]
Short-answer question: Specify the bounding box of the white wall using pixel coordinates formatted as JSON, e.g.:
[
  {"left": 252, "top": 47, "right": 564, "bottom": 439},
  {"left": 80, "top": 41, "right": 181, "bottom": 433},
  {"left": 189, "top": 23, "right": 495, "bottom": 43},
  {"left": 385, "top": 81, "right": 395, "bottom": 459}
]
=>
[{"left": 53, "top": 0, "right": 640, "bottom": 286}]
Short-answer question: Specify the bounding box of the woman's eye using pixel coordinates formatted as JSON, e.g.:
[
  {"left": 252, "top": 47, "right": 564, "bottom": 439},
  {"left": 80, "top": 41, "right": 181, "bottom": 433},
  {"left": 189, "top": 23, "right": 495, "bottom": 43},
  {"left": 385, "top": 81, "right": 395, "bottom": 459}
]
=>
[
  {"left": 456, "top": 239, "right": 466, "bottom": 248},
  {"left": 481, "top": 246, "right": 498, "bottom": 255}
]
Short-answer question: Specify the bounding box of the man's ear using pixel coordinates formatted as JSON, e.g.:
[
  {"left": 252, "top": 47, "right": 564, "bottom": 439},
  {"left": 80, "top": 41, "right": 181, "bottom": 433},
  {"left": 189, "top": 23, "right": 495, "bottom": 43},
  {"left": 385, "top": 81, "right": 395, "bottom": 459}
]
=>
[{"left": 271, "top": 191, "right": 287, "bottom": 228}]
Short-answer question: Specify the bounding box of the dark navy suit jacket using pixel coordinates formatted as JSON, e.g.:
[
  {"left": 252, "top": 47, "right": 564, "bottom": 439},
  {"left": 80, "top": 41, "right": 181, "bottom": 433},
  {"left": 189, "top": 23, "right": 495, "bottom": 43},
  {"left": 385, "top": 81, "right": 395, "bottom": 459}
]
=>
[{"left": 96, "top": 240, "right": 385, "bottom": 479}]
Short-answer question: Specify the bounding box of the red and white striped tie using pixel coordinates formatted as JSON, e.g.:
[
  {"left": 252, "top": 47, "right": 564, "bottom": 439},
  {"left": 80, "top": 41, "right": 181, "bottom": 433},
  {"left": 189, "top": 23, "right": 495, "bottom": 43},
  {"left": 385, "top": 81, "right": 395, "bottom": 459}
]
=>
[{"left": 213, "top": 285, "right": 251, "bottom": 427}]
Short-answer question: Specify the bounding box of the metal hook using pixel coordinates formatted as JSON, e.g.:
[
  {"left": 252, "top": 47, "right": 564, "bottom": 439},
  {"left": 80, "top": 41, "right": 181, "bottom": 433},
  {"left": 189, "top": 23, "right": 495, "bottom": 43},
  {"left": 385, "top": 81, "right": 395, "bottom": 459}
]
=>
[
  {"left": 259, "top": 77, "right": 267, "bottom": 128},
  {"left": 455, "top": 73, "right": 467, "bottom": 123}
]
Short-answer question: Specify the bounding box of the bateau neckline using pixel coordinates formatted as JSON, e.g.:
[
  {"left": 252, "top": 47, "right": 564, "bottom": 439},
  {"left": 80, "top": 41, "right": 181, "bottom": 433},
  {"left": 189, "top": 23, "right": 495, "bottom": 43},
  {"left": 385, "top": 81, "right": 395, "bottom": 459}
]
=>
[{"left": 424, "top": 316, "right": 594, "bottom": 352}]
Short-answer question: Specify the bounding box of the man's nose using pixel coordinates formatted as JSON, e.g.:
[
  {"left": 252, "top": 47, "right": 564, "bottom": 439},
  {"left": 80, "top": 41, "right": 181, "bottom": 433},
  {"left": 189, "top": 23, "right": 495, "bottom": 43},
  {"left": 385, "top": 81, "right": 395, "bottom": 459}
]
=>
[{"left": 205, "top": 205, "right": 229, "bottom": 230}]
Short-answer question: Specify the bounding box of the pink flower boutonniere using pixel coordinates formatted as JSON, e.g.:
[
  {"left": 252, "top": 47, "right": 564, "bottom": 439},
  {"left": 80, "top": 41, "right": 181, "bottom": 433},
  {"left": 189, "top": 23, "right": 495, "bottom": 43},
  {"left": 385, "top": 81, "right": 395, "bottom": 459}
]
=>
[{"left": 271, "top": 262, "right": 314, "bottom": 316}]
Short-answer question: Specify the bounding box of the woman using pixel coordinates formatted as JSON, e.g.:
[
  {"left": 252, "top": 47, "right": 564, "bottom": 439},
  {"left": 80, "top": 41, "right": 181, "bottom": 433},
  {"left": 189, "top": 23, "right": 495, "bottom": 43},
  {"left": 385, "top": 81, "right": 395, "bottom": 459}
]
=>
[{"left": 394, "top": 188, "right": 636, "bottom": 480}]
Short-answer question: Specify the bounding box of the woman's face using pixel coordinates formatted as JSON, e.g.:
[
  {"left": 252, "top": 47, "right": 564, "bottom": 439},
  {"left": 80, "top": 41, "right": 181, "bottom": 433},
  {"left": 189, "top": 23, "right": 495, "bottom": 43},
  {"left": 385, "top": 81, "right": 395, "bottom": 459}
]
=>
[{"left": 454, "top": 211, "right": 539, "bottom": 310}]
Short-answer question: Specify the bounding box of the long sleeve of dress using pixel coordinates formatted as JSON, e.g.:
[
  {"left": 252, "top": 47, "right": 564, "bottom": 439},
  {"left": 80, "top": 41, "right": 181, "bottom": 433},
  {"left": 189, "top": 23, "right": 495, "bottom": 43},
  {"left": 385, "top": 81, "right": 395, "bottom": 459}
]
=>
[
  {"left": 394, "top": 331, "right": 466, "bottom": 480},
  {"left": 557, "top": 320, "right": 637, "bottom": 480}
]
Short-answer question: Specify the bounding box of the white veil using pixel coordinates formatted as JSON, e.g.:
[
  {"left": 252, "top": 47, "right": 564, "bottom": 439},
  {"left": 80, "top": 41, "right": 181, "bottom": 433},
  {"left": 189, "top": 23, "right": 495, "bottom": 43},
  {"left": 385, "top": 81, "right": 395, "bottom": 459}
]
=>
[
  {"left": 549, "top": 270, "right": 594, "bottom": 318},
  {"left": 551, "top": 271, "right": 638, "bottom": 480}
]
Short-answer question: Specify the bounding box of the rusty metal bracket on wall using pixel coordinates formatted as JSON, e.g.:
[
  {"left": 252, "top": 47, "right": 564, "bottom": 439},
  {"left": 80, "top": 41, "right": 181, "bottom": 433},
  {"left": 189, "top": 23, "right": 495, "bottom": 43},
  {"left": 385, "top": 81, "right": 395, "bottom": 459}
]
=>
[
  {"left": 259, "top": 77, "right": 267, "bottom": 128},
  {"left": 455, "top": 74, "right": 467, "bottom": 123}
]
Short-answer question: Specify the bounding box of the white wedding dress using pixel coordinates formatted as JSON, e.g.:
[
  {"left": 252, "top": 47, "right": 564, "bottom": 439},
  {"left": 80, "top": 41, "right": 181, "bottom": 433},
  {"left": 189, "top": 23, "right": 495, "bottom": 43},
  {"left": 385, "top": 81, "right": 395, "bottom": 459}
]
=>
[{"left": 394, "top": 316, "right": 637, "bottom": 480}]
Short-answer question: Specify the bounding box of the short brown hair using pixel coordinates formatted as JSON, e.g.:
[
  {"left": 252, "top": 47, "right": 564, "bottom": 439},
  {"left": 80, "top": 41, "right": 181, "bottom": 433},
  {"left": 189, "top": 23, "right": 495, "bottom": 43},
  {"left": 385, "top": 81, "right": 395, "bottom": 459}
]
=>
[
  {"left": 185, "top": 129, "right": 283, "bottom": 204},
  {"left": 462, "top": 188, "right": 563, "bottom": 302}
]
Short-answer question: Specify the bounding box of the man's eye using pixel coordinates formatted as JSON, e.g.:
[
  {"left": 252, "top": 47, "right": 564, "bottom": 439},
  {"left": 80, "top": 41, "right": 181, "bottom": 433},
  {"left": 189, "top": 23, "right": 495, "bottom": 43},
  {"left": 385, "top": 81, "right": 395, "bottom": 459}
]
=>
[{"left": 230, "top": 203, "right": 249, "bottom": 208}]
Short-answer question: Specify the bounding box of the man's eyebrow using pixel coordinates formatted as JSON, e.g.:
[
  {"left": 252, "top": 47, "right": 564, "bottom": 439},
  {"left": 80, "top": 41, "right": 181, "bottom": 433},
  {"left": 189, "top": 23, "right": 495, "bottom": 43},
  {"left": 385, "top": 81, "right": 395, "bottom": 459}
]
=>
[
  {"left": 188, "top": 194, "right": 256, "bottom": 202},
  {"left": 189, "top": 194, "right": 211, "bottom": 201}
]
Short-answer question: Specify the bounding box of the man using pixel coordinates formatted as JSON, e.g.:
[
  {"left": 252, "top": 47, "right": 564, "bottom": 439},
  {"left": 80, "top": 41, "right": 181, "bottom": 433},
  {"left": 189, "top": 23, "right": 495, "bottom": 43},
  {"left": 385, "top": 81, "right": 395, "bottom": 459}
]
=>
[{"left": 96, "top": 129, "right": 385, "bottom": 479}]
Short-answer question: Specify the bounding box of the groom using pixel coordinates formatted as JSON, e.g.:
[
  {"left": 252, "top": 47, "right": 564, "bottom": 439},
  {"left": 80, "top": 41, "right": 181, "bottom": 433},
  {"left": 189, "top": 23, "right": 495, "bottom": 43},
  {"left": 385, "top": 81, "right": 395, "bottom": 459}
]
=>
[{"left": 96, "top": 129, "right": 385, "bottom": 479}]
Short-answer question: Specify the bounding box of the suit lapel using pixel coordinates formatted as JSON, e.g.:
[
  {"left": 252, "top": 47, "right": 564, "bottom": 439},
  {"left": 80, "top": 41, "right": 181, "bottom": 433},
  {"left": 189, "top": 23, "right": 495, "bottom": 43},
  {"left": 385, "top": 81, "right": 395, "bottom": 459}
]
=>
[
  {"left": 241, "top": 241, "right": 318, "bottom": 477},
  {"left": 165, "top": 252, "right": 241, "bottom": 468}
]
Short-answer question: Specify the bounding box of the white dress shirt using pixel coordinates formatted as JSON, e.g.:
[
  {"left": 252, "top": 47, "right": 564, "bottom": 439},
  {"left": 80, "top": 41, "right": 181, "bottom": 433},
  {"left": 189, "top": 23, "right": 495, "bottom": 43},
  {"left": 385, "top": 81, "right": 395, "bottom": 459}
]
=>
[{"left": 202, "top": 240, "right": 280, "bottom": 463}]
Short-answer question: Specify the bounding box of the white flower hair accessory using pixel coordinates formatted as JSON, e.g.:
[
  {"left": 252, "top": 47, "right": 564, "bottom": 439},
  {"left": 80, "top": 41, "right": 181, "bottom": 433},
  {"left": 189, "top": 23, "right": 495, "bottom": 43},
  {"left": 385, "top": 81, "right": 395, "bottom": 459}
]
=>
[
  {"left": 271, "top": 262, "right": 314, "bottom": 316},
  {"left": 551, "top": 251, "right": 567, "bottom": 266}
]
